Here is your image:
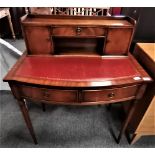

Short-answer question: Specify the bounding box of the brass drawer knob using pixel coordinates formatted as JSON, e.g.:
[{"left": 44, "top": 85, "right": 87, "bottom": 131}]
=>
[
  {"left": 76, "top": 27, "right": 82, "bottom": 35},
  {"left": 108, "top": 92, "right": 115, "bottom": 99}
]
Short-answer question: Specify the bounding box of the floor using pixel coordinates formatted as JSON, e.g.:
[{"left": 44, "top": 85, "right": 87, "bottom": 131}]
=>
[
  {"left": 0, "top": 39, "right": 155, "bottom": 148},
  {"left": 1, "top": 91, "right": 155, "bottom": 148}
]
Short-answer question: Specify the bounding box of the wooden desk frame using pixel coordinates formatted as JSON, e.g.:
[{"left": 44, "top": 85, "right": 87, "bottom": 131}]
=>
[{"left": 3, "top": 15, "right": 152, "bottom": 144}]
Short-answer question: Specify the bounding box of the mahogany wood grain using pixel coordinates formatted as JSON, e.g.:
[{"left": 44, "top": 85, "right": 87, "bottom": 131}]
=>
[
  {"left": 4, "top": 55, "right": 152, "bottom": 88},
  {"left": 83, "top": 85, "right": 139, "bottom": 103},
  {"left": 18, "top": 99, "right": 38, "bottom": 144},
  {"left": 22, "top": 15, "right": 134, "bottom": 27},
  {"left": 9, "top": 83, "right": 38, "bottom": 144},
  {"left": 10, "top": 84, "right": 140, "bottom": 105},
  {"left": 19, "top": 85, "right": 77, "bottom": 103},
  {"left": 104, "top": 28, "right": 133, "bottom": 55},
  {"left": 52, "top": 26, "right": 106, "bottom": 37},
  {"left": 21, "top": 15, "right": 136, "bottom": 55},
  {"left": 24, "top": 26, "right": 53, "bottom": 54},
  {"left": 3, "top": 53, "right": 152, "bottom": 144},
  {"left": 53, "top": 37, "right": 104, "bottom": 55},
  {"left": 3, "top": 15, "right": 152, "bottom": 144}
]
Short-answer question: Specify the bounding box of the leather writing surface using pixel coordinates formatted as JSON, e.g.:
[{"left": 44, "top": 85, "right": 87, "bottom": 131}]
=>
[{"left": 15, "top": 56, "right": 140, "bottom": 82}]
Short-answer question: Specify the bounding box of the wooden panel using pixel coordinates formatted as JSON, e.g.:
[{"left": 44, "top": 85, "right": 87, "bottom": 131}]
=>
[
  {"left": 136, "top": 97, "right": 155, "bottom": 133},
  {"left": 42, "top": 89, "right": 77, "bottom": 103},
  {"left": 20, "top": 85, "right": 43, "bottom": 100},
  {"left": 133, "top": 43, "right": 155, "bottom": 134},
  {"left": 24, "top": 26, "right": 53, "bottom": 54},
  {"left": 76, "top": 27, "right": 105, "bottom": 36},
  {"left": 18, "top": 84, "right": 139, "bottom": 104},
  {"left": 52, "top": 26, "right": 75, "bottom": 36},
  {"left": 53, "top": 37, "right": 104, "bottom": 55},
  {"left": 137, "top": 116, "right": 155, "bottom": 133},
  {"left": 52, "top": 26, "right": 105, "bottom": 36},
  {"left": 22, "top": 15, "right": 134, "bottom": 27},
  {"left": 83, "top": 85, "right": 138, "bottom": 103},
  {"left": 105, "top": 28, "right": 133, "bottom": 55},
  {"left": 144, "top": 97, "right": 155, "bottom": 117},
  {"left": 19, "top": 85, "right": 77, "bottom": 103},
  {"left": 136, "top": 43, "right": 155, "bottom": 62}
]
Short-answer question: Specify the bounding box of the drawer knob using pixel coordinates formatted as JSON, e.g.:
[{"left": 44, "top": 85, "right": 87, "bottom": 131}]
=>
[
  {"left": 108, "top": 92, "right": 115, "bottom": 99},
  {"left": 76, "top": 27, "right": 82, "bottom": 35}
]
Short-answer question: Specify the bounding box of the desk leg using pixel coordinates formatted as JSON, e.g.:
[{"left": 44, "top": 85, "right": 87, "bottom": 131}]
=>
[
  {"left": 117, "top": 100, "right": 136, "bottom": 144},
  {"left": 17, "top": 99, "right": 38, "bottom": 144},
  {"left": 106, "top": 104, "right": 112, "bottom": 111},
  {"left": 41, "top": 103, "right": 46, "bottom": 112},
  {"left": 117, "top": 84, "right": 147, "bottom": 143}
]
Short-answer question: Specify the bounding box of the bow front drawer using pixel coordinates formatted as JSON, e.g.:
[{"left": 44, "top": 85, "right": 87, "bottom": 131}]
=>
[
  {"left": 82, "top": 85, "right": 139, "bottom": 104},
  {"left": 18, "top": 84, "right": 139, "bottom": 104},
  {"left": 19, "top": 85, "right": 77, "bottom": 103}
]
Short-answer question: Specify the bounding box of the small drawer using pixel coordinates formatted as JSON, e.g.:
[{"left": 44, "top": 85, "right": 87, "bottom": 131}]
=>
[
  {"left": 76, "top": 27, "right": 105, "bottom": 36},
  {"left": 20, "top": 85, "right": 43, "bottom": 100},
  {"left": 83, "top": 85, "right": 139, "bottom": 103},
  {"left": 52, "top": 26, "right": 105, "bottom": 36},
  {"left": 19, "top": 85, "right": 77, "bottom": 103},
  {"left": 52, "top": 26, "right": 76, "bottom": 36},
  {"left": 41, "top": 89, "right": 77, "bottom": 103}
]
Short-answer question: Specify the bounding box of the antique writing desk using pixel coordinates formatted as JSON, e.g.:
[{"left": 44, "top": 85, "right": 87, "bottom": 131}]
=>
[{"left": 3, "top": 15, "right": 152, "bottom": 144}]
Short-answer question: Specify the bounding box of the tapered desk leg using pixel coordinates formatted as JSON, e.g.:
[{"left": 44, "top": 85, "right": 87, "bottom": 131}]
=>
[
  {"left": 41, "top": 103, "right": 46, "bottom": 112},
  {"left": 17, "top": 99, "right": 38, "bottom": 144},
  {"left": 117, "top": 100, "right": 136, "bottom": 144},
  {"left": 106, "top": 104, "right": 112, "bottom": 111}
]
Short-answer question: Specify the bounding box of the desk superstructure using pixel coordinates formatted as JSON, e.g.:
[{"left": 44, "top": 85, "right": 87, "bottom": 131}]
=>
[{"left": 3, "top": 15, "right": 152, "bottom": 144}]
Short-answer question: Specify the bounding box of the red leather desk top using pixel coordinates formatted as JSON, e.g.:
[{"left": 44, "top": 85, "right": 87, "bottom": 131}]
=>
[{"left": 14, "top": 56, "right": 140, "bottom": 82}]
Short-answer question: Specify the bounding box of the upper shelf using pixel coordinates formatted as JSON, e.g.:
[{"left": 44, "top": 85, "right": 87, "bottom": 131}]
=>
[{"left": 21, "top": 14, "right": 136, "bottom": 27}]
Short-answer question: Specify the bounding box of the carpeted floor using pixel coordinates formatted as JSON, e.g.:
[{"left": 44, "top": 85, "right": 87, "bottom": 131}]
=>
[{"left": 0, "top": 90, "right": 155, "bottom": 148}]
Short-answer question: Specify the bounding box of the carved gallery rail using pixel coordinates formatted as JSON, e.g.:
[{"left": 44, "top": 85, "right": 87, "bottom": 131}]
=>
[{"left": 3, "top": 14, "right": 152, "bottom": 144}]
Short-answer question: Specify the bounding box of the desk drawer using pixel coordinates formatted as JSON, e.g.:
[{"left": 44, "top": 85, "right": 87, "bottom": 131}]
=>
[
  {"left": 83, "top": 85, "right": 139, "bottom": 103},
  {"left": 19, "top": 85, "right": 139, "bottom": 104},
  {"left": 20, "top": 86, "right": 77, "bottom": 103},
  {"left": 52, "top": 26, "right": 105, "bottom": 36},
  {"left": 52, "top": 26, "right": 75, "bottom": 36}
]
